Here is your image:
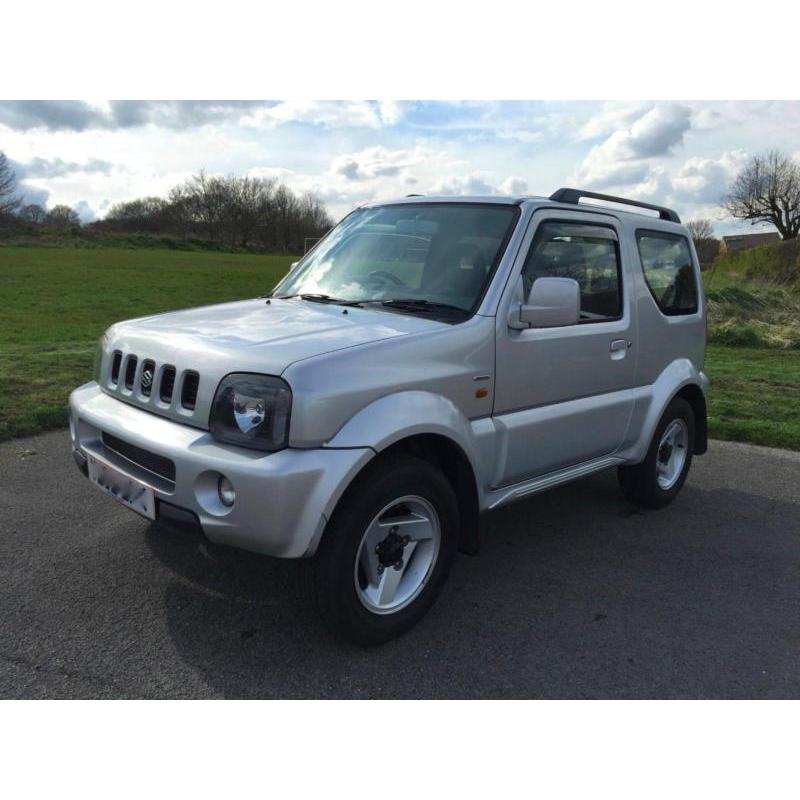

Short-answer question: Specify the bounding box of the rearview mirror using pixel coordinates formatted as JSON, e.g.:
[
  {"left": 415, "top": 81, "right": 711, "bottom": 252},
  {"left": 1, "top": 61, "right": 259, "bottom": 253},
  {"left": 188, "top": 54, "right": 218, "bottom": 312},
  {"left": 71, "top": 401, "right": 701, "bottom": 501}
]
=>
[{"left": 509, "top": 277, "right": 580, "bottom": 329}]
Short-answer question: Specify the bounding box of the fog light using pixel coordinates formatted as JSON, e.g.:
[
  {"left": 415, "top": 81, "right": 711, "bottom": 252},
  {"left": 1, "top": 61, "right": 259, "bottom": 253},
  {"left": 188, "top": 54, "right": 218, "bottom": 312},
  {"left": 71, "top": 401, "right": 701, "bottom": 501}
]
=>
[{"left": 218, "top": 475, "right": 236, "bottom": 507}]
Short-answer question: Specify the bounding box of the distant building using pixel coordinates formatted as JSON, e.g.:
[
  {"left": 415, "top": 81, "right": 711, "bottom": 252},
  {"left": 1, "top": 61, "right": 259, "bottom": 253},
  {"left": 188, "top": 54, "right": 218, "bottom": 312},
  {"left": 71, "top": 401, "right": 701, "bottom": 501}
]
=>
[{"left": 721, "top": 232, "right": 781, "bottom": 254}]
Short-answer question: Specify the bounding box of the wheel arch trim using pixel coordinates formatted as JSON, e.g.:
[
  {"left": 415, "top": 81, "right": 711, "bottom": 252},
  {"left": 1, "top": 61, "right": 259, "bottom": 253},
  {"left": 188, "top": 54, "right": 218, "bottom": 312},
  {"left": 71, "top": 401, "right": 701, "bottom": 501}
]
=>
[
  {"left": 314, "top": 391, "right": 487, "bottom": 555},
  {"left": 620, "top": 360, "right": 709, "bottom": 463}
]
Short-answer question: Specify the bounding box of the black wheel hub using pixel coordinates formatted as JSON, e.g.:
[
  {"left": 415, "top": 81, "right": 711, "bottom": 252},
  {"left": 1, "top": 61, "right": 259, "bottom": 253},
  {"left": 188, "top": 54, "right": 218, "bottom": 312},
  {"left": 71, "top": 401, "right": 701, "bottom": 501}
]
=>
[
  {"left": 658, "top": 441, "right": 673, "bottom": 464},
  {"left": 375, "top": 528, "right": 410, "bottom": 570}
]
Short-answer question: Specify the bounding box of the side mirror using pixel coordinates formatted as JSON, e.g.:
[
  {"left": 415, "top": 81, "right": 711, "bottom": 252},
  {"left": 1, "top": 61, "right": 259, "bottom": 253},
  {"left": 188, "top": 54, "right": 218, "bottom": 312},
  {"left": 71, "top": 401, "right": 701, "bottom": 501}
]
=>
[{"left": 509, "top": 277, "right": 580, "bottom": 329}]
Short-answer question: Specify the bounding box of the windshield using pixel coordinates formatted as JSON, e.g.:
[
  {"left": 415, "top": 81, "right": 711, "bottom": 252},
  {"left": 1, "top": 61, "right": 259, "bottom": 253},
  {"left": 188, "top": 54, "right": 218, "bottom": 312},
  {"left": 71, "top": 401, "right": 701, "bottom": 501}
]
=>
[{"left": 273, "top": 203, "right": 519, "bottom": 314}]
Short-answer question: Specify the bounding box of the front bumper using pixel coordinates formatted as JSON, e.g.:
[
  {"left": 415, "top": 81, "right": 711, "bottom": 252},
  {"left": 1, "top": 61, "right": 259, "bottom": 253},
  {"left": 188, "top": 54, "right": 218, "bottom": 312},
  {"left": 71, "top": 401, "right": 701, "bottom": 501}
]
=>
[{"left": 69, "top": 382, "right": 373, "bottom": 558}]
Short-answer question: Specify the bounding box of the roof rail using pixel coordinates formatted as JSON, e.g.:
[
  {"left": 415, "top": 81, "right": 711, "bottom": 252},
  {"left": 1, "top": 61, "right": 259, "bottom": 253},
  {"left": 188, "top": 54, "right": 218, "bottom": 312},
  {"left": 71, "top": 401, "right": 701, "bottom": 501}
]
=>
[{"left": 549, "top": 187, "right": 681, "bottom": 223}]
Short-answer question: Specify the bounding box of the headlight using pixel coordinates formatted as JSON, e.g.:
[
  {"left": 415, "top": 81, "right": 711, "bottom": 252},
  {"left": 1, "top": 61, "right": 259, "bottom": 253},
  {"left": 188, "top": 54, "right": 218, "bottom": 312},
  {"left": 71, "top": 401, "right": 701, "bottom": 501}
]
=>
[{"left": 210, "top": 373, "right": 292, "bottom": 451}]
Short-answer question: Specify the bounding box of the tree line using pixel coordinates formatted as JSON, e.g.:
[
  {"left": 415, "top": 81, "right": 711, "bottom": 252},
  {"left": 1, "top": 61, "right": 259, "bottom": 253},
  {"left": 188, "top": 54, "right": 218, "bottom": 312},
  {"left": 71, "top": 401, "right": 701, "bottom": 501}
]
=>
[
  {"left": 0, "top": 152, "right": 333, "bottom": 253},
  {"left": 3, "top": 147, "right": 800, "bottom": 256},
  {"left": 98, "top": 172, "right": 333, "bottom": 252}
]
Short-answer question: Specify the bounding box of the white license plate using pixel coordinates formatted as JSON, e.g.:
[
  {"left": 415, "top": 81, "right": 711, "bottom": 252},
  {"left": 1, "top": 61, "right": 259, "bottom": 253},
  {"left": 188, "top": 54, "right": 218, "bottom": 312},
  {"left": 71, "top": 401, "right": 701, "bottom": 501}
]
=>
[{"left": 87, "top": 455, "right": 156, "bottom": 520}]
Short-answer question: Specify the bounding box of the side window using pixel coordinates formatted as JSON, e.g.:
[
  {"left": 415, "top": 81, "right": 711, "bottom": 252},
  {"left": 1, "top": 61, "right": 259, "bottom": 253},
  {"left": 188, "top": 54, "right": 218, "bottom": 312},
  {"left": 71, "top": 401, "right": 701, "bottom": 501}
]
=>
[
  {"left": 521, "top": 221, "right": 622, "bottom": 323},
  {"left": 636, "top": 230, "right": 698, "bottom": 315}
]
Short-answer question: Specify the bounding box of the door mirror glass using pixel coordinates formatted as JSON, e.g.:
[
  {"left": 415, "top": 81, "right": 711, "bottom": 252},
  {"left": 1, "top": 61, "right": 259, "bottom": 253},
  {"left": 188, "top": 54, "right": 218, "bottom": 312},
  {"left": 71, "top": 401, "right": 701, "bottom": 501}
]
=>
[{"left": 518, "top": 277, "right": 580, "bottom": 328}]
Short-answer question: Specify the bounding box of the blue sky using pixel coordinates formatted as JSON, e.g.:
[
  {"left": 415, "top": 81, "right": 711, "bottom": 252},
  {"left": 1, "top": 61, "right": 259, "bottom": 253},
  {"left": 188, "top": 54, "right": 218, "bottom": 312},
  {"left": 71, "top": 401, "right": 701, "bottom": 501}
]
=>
[{"left": 2, "top": 100, "right": 799, "bottom": 235}]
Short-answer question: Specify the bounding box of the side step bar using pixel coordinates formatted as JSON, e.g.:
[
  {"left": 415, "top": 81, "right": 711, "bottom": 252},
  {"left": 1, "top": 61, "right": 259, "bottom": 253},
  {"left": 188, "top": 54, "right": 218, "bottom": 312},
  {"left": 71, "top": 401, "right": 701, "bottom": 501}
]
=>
[{"left": 484, "top": 455, "right": 624, "bottom": 511}]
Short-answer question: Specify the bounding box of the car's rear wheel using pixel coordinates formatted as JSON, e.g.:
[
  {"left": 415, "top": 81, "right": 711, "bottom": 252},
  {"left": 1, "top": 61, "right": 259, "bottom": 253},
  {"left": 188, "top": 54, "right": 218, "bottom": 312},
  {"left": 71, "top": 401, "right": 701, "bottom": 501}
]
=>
[
  {"left": 618, "top": 397, "right": 695, "bottom": 509},
  {"left": 306, "top": 454, "right": 459, "bottom": 645}
]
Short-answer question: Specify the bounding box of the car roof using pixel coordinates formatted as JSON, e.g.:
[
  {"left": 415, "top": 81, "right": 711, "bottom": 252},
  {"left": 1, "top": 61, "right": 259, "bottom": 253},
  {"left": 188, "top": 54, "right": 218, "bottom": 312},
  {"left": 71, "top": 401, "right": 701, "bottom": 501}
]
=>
[
  {"left": 364, "top": 194, "right": 687, "bottom": 230},
  {"left": 362, "top": 194, "right": 532, "bottom": 207}
]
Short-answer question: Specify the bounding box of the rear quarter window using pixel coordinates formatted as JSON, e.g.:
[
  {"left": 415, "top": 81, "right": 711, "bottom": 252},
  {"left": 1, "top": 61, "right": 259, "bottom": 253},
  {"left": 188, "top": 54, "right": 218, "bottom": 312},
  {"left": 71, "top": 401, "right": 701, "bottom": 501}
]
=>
[{"left": 635, "top": 230, "right": 698, "bottom": 315}]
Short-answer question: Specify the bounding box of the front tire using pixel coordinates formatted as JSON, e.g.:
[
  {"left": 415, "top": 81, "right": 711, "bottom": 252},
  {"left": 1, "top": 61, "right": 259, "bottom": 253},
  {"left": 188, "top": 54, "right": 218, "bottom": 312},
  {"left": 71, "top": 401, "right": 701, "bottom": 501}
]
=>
[
  {"left": 306, "top": 454, "right": 459, "bottom": 645},
  {"left": 618, "top": 397, "right": 695, "bottom": 509}
]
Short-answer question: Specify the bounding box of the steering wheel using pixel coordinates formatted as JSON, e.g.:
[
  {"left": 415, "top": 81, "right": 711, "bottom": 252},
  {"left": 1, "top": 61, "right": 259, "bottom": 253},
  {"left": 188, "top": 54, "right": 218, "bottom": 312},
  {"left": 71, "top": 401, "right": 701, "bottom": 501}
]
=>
[{"left": 365, "top": 270, "right": 406, "bottom": 287}]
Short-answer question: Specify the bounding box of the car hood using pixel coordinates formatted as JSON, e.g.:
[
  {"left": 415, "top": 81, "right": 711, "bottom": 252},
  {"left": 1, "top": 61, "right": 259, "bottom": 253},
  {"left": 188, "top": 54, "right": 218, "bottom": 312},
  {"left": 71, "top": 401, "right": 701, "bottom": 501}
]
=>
[{"left": 100, "top": 297, "right": 444, "bottom": 427}]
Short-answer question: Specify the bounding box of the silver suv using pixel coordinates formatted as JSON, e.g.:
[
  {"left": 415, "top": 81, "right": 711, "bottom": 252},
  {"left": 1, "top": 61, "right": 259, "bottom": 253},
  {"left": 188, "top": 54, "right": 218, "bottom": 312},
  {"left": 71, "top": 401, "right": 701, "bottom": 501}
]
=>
[{"left": 70, "top": 189, "right": 709, "bottom": 644}]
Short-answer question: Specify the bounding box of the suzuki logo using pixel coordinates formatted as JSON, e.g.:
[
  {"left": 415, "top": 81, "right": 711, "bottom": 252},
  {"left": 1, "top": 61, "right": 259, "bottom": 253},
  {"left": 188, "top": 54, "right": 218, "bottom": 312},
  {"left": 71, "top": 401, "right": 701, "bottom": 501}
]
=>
[{"left": 141, "top": 368, "right": 153, "bottom": 390}]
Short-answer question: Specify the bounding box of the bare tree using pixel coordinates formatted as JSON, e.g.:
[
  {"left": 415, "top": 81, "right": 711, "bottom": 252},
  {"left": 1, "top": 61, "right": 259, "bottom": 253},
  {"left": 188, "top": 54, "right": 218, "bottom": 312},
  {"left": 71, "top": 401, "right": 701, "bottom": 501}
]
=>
[
  {"left": 185, "top": 170, "right": 228, "bottom": 242},
  {"left": 166, "top": 185, "right": 193, "bottom": 243},
  {"left": 685, "top": 218, "right": 720, "bottom": 269},
  {"left": 0, "top": 150, "right": 20, "bottom": 216},
  {"left": 271, "top": 184, "right": 301, "bottom": 253},
  {"left": 685, "top": 218, "right": 714, "bottom": 241},
  {"left": 723, "top": 150, "right": 800, "bottom": 240},
  {"left": 233, "top": 176, "right": 275, "bottom": 248},
  {"left": 46, "top": 204, "right": 81, "bottom": 229},
  {"left": 18, "top": 203, "right": 48, "bottom": 225}
]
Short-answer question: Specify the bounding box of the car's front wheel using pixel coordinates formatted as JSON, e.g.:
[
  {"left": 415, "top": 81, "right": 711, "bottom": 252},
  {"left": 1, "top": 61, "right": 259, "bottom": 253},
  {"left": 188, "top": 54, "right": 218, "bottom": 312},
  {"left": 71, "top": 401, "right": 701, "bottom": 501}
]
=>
[{"left": 306, "top": 454, "right": 459, "bottom": 645}]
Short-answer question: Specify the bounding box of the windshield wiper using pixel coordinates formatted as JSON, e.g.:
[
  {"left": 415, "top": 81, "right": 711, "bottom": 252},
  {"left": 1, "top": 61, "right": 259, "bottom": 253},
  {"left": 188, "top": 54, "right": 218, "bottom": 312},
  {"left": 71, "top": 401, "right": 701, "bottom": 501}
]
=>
[
  {"left": 380, "top": 298, "right": 469, "bottom": 315},
  {"left": 276, "top": 293, "right": 363, "bottom": 307}
]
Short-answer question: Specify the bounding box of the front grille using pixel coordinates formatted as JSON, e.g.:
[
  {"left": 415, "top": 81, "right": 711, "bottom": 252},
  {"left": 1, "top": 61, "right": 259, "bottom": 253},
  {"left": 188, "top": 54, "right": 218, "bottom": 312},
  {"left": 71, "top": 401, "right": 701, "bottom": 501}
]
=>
[
  {"left": 102, "top": 432, "right": 176, "bottom": 484},
  {"left": 103, "top": 351, "right": 204, "bottom": 424},
  {"left": 181, "top": 371, "right": 199, "bottom": 410},
  {"left": 160, "top": 366, "right": 176, "bottom": 403},
  {"left": 124, "top": 356, "right": 138, "bottom": 390}
]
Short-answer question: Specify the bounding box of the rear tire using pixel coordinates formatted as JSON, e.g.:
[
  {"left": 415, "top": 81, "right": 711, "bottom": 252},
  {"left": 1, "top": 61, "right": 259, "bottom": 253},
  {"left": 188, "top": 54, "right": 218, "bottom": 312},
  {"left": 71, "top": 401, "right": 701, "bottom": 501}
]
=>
[
  {"left": 306, "top": 454, "right": 459, "bottom": 646},
  {"left": 618, "top": 397, "right": 695, "bottom": 509}
]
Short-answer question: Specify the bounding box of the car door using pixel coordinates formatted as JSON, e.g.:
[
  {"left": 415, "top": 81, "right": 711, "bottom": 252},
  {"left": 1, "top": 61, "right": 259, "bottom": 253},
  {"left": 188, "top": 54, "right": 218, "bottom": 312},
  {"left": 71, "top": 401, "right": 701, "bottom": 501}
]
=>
[{"left": 492, "top": 209, "right": 637, "bottom": 486}]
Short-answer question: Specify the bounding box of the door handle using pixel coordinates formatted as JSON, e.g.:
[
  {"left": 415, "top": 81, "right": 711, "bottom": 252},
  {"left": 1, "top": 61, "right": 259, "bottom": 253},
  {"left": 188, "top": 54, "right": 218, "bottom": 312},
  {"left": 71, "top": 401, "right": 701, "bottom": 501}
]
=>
[{"left": 610, "top": 339, "right": 630, "bottom": 360}]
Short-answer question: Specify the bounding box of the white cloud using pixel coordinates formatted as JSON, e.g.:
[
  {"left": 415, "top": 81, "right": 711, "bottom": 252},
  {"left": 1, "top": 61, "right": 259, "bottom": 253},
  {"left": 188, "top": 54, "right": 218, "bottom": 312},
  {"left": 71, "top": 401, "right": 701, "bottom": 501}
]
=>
[
  {"left": 330, "top": 146, "right": 423, "bottom": 181},
  {"left": 429, "top": 174, "right": 496, "bottom": 195},
  {"left": 429, "top": 173, "right": 529, "bottom": 197},
  {"left": 14, "top": 156, "right": 115, "bottom": 179},
  {"left": 495, "top": 128, "right": 545, "bottom": 144},
  {"left": 377, "top": 101, "right": 406, "bottom": 126},
  {"left": 576, "top": 102, "right": 649, "bottom": 141},
  {"left": 241, "top": 100, "right": 405, "bottom": 130},
  {"left": 572, "top": 103, "right": 693, "bottom": 190},
  {"left": 17, "top": 184, "right": 49, "bottom": 208},
  {"left": 73, "top": 200, "right": 96, "bottom": 223},
  {"left": 670, "top": 150, "right": 748, "bottom": 203},
  {"left": 625, "top": 105, "right": 692, "bottom": 158},
  {"left": 690, "top": 107, "right": 724, "bottom": 131},
  {"left": 247, "top": 147, "right": 529, "bottom": 218},
  {"left": 500, "top": 176, "right": 528, "bottom": 194},
  {"left": 2, "top": 101, "right": 799, "bottom": 235},
  {"left": 0, "top": 100, "right": 406, "bottom": 133}
]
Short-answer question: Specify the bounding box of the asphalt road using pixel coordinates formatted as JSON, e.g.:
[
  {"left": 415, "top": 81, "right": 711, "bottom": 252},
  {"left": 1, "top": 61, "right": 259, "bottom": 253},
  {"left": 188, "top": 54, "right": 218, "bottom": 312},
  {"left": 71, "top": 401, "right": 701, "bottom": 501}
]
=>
[{"left": 1, "top": 430, "right": 799, "bottom": 699}]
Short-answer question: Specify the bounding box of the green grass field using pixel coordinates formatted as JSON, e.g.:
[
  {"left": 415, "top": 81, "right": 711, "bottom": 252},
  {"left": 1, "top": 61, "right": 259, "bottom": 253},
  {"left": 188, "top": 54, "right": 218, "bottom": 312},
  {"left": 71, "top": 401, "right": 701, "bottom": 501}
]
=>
[
  {"left": 705, "top": 345, "right": 800, "bottom": 450},
  {"left": 1, "top": 245, "right": 799, "bottom": 451},
  {"left": 0, "top": 246, "right": 293, "bottom": 441}
]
